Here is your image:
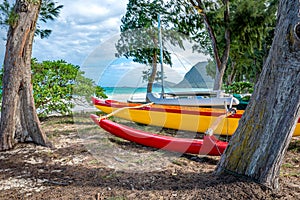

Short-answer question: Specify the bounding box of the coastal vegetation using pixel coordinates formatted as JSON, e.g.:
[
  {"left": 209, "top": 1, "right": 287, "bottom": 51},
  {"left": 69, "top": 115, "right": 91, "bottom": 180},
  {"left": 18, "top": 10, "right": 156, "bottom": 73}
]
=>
[
  {"left": 117, "top": 0, "right": 277, "bottom": 91},
  {"left": 0, "top": 59, "right": 106, "bottom": 117},
  {"left": 116, "top": 0, "right": 184, "bottom": 94}
]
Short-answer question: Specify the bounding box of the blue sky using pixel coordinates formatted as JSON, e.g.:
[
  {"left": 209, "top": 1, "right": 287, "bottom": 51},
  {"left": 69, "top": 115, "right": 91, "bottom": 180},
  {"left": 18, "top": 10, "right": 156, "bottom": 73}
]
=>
[{"left": 0, "top": 0, "right": 209, "bottom": 87}]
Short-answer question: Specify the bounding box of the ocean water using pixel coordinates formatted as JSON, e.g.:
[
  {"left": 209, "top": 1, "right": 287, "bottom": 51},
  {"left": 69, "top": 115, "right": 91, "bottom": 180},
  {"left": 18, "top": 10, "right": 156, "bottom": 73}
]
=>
[
  {"left": 103, "top": 87, "right": 168, "bottom": 95},
  {"left": 102, "top": 87, "right": 160, "bottom": 102},
  {"left": 102, "top": 87, "right": 210, "bottom": 102}
]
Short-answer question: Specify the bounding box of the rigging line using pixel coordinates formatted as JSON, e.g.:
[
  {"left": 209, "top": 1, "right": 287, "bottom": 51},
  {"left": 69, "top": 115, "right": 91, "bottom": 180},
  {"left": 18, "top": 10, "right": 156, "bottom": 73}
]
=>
[
  {"left": 205, "top": 102, "right": 234, "bottom": 156},
  {"left": 165, "top": 41, "right": 191, "bottom": 72},
  {"left": 98, "top": 102, "right": 154, "bottom": 120},
  {"left": 164, "top": 41, "right": 196, "bottom": 87},
  {"left": 165, "top": 40, "right": 210, "bottom": 89},
  {"left": 206, "top": 136, "right": 222, "bottom": 156},
  {"left": 165, "top": 41, "right": 207, "bottom": 89},
  {"left": 164, "top": 39, "right": 211, "bottom": 90},
  {"left": 204, "top": 105, "right": 236, "bottom": 136},
  {"left": 126, "top": 63, "right": 148, "bottom": 103},
  {"left": 225, "top": 103, "right": 230, "bottom": 141}
]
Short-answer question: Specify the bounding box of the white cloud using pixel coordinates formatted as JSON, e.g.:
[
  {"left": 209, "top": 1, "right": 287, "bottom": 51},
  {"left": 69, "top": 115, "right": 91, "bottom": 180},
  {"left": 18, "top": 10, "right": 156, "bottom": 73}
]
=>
[{"left": 30, "top": 0, "right": 127, "bottom": 65}]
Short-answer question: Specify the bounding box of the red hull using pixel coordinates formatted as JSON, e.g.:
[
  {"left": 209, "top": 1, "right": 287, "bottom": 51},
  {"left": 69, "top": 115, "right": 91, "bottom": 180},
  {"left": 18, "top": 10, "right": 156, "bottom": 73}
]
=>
[{"left": 91, "top": 114, "right": 228, "bottom": 156}]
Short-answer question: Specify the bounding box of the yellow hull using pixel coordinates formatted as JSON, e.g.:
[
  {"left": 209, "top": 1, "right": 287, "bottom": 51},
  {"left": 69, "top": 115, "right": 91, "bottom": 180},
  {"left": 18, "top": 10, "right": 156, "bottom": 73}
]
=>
[{"left": 95, "top": 103, "right": 300, "bottom": 137}]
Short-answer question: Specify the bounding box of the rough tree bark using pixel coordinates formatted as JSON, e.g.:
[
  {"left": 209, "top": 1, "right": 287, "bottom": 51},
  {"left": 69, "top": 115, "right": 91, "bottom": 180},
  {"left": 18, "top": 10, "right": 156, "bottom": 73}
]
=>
[
  {"left": 0, "top": 0, "right": 50, "bottom": 150},
  {"left": 215, "top": 0, "right": 300, "bottom": 190}
]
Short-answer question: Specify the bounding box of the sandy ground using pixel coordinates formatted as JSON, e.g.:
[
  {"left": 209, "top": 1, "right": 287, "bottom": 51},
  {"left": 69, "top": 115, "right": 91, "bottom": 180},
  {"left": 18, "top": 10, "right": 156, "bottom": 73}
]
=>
[{"left": 0, "top": 115, "right": 299, "bottom": 200}]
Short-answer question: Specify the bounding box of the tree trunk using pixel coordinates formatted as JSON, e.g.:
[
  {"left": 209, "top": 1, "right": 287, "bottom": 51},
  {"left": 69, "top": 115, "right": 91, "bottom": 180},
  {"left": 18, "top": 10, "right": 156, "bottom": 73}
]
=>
[
  {"left": 213, "top": 0, "right": 230, "bottom": 91},
  {"left": 147, "top": 51, "right": 158, "bottom": 94},
  {"left": 0, "top": 0, "right": 51, "bottom": 150},
  {"left": 215, "top": 0, "right": 300, "bottom": 190},
  {"left": 192, "top": 0, "right": 230, "bottom": 91},
  {"left": 227, "top": 61, "right": 237, "bottom": 85},
  {"left": 213, "top": 62, "right": 226, "bottom": 90}
]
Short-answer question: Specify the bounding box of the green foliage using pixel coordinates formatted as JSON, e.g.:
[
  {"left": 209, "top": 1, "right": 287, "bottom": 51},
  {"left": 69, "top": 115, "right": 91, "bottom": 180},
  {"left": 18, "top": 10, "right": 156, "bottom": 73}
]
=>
[
  {"left": 30, "top": 59, "right": 107, "bottom": 116},
  {"left": 225, "top": 0, "right": 278, "bottom": 84},
  {"left": 36, "top": 0, "right": 63, "bottom": 39},
  {"left": 142, "top": 68, "right": 166, "bottom": 83},
  {"left": 116, "top": 0, "right": 197, "bottom": 81},
  {"left": 39, "top": 0, "right": 63, "bottom": 22},
  {"left": 0, "top": 0, "right": 63, "bottom": 39},
  {"left": 72, "top": 70, "right": 107, "bottom": 101},
  {"left": 230, "top": 0, "right": 277, "bottom": 50},
  {"left": 117, "top": 0, "right": 213, "bottom": 94},
  {"left": 0, "top": 0, "right": 18, "bottom": 27},
  {"left": 164, "top": 0, "right": 211, "bottom": 55},
  {"left": 116, "top": 0, "right": 278, "bottom": 88},
  {"left": 157, "top": 0, "right": 276, "bottom": 86},
  {"left": 223, "top": 81, "right": 254, "bottom": 94},
  {"left": 0, "top": 59, "right": 107, "bottom": 117},
  {"left": 28, "top": 0, "right": 40, "bottom": 4},
  {"left": 205, "top": 59, "right": 216, "bottom": 79},
  {"left": 116, "top": 0, "right": 175, "bottom": 67},
  {"left": 177, "top": 0, "right": 277, "bottom": 85},
  {"left": 116, "top": 27, "right": 173, "bottom": 66}
]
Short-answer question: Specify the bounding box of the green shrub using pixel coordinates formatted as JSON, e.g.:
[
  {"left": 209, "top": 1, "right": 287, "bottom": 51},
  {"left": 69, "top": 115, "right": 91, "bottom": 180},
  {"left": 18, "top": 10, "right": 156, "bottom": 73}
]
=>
[
  {"left": 0, "top": 59, "right": 107, "bottom": 117},
  {"left": 223, "top": 81, "right": 254, "bottom": 94}
]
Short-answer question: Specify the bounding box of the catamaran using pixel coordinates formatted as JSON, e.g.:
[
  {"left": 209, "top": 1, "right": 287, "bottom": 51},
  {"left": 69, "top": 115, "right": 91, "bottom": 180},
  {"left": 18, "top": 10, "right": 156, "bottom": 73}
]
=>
[
  {"left": 141, "top": 15, "right": 239, "bottom": 107},
  {"left": 92, "top": 97, "right": 300, "bottom": 137}
]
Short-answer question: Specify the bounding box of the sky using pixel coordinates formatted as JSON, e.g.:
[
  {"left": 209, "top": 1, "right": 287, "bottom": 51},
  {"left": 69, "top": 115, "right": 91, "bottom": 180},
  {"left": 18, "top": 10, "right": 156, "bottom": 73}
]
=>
[{"left": 0, "top": 0, "right": 209, "bottom": 87}]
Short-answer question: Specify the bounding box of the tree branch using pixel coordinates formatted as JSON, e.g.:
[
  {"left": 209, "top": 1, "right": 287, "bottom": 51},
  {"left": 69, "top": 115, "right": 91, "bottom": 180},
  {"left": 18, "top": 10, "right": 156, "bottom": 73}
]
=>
[
  {"left": 220, "top": 0, "right": 230, "bottom": 71},
  {"left": 190, "top": 0, "right": 222, "bottom": 71}
]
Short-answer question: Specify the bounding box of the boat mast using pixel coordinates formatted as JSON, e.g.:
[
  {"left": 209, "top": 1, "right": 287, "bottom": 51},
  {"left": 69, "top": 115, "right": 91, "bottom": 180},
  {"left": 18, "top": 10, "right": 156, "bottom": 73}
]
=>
[{"left": 158, "top": 14, "right": 165, "bottom": 98}]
